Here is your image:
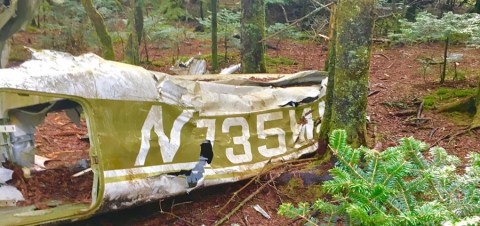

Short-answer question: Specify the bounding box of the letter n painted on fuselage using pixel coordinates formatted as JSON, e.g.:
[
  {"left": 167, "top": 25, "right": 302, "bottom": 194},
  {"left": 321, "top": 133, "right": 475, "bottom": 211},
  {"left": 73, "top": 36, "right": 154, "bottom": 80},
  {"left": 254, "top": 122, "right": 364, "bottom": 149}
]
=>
[{"left": 135, "top": 105, "right": 194, "bottom": 166}]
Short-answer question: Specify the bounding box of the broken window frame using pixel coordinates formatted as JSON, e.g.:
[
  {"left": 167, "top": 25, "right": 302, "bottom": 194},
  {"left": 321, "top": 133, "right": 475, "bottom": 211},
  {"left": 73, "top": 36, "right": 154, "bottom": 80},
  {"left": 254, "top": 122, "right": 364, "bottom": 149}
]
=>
[{"left": 0, "top": 89, "right": 100, "bottom": 224}]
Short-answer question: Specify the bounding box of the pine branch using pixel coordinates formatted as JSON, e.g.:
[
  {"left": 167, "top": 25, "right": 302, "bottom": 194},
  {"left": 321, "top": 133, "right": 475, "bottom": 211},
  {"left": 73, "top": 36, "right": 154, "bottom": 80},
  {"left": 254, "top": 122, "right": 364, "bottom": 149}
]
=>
[{"left": 403, "top": 139, "right": 446, "bottom": 202}]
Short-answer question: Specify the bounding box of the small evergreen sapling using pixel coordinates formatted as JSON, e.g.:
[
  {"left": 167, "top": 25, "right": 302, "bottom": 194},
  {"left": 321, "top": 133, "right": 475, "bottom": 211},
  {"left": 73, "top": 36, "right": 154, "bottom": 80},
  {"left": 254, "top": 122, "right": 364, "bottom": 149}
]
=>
[
  {"left": 278, "top": 130, "right": 480, "bottom": 225},
  {"left": 389, "top": 12, "right": 480, "bottom": 84}
]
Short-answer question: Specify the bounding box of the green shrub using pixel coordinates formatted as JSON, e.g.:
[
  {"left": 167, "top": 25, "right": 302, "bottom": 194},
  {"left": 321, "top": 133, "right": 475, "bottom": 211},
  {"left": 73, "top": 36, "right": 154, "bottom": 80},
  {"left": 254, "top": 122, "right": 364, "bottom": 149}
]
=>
[{"left": 278, "top": 130, "right": 480, "bottom": 225}]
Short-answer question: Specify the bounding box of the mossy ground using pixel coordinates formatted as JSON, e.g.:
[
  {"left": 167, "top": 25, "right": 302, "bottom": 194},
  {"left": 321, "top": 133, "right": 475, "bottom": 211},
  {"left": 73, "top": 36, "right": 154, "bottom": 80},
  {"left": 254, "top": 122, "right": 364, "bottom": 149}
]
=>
[
  {"left": 423, "top": 87, "right": 477, "bottom": 110},
  {"left": 265, "top": 56, "right": 296, "bottom": 66}
]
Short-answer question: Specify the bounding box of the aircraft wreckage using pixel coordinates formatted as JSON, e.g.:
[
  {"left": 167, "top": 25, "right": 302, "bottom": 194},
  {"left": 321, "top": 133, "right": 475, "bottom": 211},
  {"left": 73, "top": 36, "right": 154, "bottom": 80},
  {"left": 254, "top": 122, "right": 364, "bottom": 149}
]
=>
[{"left": 0, "top": 49, "right": 327, "bottom": 225}]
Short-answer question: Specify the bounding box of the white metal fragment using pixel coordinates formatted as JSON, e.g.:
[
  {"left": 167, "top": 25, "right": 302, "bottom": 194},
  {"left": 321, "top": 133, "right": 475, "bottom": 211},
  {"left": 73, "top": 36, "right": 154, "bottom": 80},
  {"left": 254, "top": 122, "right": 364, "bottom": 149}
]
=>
[
  {"left": 253, "top": 204, "right": 271, "bottom": 219},
  {"left": 72, "top": 168, "right": 92, "bottom": 178},
  {"left": 0, "top": 166, "right": 13, "bottom": 183},
  {"left": 220, "top": 64, "right": 241, "bottom": 75},
  {"left": 0, "top": 184, "right": 25, "bottom": 203}
]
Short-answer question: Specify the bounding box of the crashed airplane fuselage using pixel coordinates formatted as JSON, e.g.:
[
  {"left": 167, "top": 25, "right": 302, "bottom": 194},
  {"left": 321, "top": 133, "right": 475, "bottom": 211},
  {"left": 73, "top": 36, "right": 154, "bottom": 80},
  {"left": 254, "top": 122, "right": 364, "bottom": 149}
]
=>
[{"left": 0, "top": 49, "right": 327, "bottom": 225}]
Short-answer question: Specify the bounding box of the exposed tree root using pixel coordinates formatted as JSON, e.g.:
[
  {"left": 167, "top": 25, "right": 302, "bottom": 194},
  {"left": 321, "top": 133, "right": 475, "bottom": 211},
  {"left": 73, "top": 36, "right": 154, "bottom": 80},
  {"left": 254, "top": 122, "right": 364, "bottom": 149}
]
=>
[
  {"left": 436, "top": 96, "right": 476, "bottom": 114},
  {"left": 430, "top": 91, "right": 480, "bottom": 146},
  {"left": 436, "top": 95, "right": 479, "bottom": 130}
]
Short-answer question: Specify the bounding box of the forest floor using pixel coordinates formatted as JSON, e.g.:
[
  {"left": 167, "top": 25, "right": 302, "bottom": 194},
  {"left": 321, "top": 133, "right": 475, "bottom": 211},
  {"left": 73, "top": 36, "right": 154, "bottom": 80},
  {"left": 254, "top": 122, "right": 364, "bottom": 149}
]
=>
[{"left": 7, "top": 33, "right": 480, "bottom": 225}]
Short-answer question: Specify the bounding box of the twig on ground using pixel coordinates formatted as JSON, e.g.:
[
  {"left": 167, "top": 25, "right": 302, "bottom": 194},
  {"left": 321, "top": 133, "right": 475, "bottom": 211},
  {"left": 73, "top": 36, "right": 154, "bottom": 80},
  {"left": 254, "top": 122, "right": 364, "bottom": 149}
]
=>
[
  {"left": 159, "top": 200, "right": 195, "bottom": 226},
  {"left": 417, "top": 101, "right": 424, "bottom": 118},
  {"left": 429, "top": 128, "right": 439, "bottom": 138},
  {"left": 373, "top": 53, "right": 390, "bottom": 60},
  {"left": 391, "top": 110, "right": 417, "bottom": 117},
  {"left": 430, "top": 126, "right": 472, "bottom": 147},
  {"left": 386, "top": 62, "right": 395, "bottom": 69},
  {"left": 216, "top": 160, "right": 273, "bottom": 215},
  {"left": 403, "top": 117, "right": 431, "bottom": 126},
  {"left": 368, "top": 90, "right": 380, "bottom": 97},
  {"left": 216, "top": 158, "right": 314, "bottom": 215},
  {"left": 214, "top": 174, "right": 281, "bottom": 226},
  {"left": 241, "top": 211, "right": 250, "bottom": 226}
]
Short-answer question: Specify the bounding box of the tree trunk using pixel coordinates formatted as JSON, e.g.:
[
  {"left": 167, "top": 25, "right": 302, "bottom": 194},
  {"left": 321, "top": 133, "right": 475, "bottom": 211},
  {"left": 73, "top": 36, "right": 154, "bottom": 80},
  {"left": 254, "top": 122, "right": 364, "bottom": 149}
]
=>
[
  {"left": 135, "top": 0, "right": 144, "bottom": 45},
  {"left": 81, "top": 0, "right": 115, "bottom": 60},
  {"left": 475, "top": 0, "right": 480, "bottom": 14},
  {"left": 473, "top": 81, "right": 480, "bottom": 129},
  {"left": 240, "top": 0, "right": 267, "bottom": 73},
  {"left": 200, "top": 0, "right": 204, "bottom": 20},
  {"left": 322, "top": 0, "right": 375, "bottom": 148},
  {"left": 405, "top": 1, "right": 418, "bottom": 21},
  {"left": 211, "top": 0, "right": 218, "bottom": 71},
  {"left": 0, "top": 0, "right": 41, "bottom": 68},
  {"left": 440, "top": 37, "right": 449, "bottom": 84},
  {"left": 319, "top": 4, "right": 336, "bottom": 155},
  {"left": 125, "top": 0, "right": 143, "bottom": 65},
  {"left": 323, "top": 4, "right": 336, "bottom": 71}
]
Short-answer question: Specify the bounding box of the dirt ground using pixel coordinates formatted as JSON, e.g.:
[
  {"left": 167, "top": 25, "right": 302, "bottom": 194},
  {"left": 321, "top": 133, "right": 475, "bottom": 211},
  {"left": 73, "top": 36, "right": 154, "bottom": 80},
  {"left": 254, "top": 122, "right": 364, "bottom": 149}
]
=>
[
  {"left": 6, "top": 32, "right": 480, "bottom": 225},
  {"left": 5, "top": 112, "right": 92, "bottom": 208}
]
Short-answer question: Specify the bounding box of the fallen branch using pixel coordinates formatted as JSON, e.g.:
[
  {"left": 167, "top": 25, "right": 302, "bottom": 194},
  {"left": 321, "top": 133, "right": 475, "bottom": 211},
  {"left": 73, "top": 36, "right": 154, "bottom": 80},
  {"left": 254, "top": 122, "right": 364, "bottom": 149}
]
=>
[
  {"left": 417, "top": 101, "right": 424, "bottom": 118},
  {"left": 214, "top": 174, "right": 281, "bottom": 226},
  {"left": 429, "top": 128, "right": 439, "bottom": 138},
  {"left": 386, "top": 62, "right": 395, "bottom": 69},
  {"left": 160, "top": 209, "right": 195, "bottom": 226},
  {"left": 403, "top": 117, "right": 431, "bottom": 126},
  {"left": 158, "top": 199, "right": 196, "bottom": 226},
  {"left": 216, "top": 157, "right": 315, "bottom": 215},
  {"left": 430, "top": 126, "right": 472, "bottom": 147},
  {"left": 373, "top": 53, "right": 390, "bottom": 60},
  {"left": 368, "top": 90, "right": 380, "bottom": 97}
]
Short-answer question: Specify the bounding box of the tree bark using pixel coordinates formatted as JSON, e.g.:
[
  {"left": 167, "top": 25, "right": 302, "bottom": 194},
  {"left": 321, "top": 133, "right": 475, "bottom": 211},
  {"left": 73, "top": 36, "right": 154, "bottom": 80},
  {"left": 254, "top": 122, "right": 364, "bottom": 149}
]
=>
[
  {"left": 473, "top": 81, "right": 480, "bottom": 129},
  {"left": 81, "top": 0, "right": 115, "bottom": 60},
  {"left": 135, "top": 0, "right": 144, "bottom": 45},
  {"left": 475, "top": 0, "right": 480, "bottom": 14},
  {"left": 319, "top": 4, "right": 336, "bottom": 154},
  {"left": 200, "top": 0, "right": 204, "bottom": 20},
  {"left": 125, "top": 0, "right": 143, "bottom": 65},
  {"left": 440, "top": 37, "right": 449, "bottom": 84},
  {"left": 0, "top": 0, "right": 41, "bottom": 68},
  {"left": 240, "top": 0, "right": 267, "bottom": 73},
  {"left": 211, "top": 0, "right": 218, "bottom": 71},
  {"left": 323, "top": 4, "right": 336, "bottom": 72},
  {"left": 323, "top": 0, "right": 375, "bottom": 148}
]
